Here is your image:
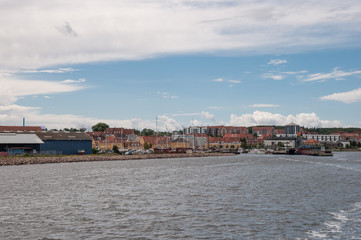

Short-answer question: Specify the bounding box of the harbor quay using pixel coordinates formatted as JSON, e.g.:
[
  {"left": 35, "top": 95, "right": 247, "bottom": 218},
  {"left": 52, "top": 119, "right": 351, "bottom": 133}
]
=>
[{"left": 0, "top": 152, "right": 234, "bottom": 166}]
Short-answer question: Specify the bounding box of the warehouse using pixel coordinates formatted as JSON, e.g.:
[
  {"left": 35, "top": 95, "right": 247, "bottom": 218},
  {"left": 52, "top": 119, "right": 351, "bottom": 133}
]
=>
[
  {"left": 0, "top": 133, "right": 44, "bottom": 155},
  {"left": 35, "top": 132, "right": 92, "bottom": 155}
]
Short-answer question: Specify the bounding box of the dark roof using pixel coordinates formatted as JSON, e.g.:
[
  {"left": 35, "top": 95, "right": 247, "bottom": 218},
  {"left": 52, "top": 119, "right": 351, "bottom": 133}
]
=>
[{"left": 35, "top": 132, "right": 92, "bottom": 141}]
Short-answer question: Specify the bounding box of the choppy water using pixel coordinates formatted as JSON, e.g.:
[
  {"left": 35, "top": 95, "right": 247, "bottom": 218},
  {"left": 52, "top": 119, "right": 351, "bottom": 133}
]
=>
[{"left": 0, "top": 152, "right": 361, "bottom": 239}]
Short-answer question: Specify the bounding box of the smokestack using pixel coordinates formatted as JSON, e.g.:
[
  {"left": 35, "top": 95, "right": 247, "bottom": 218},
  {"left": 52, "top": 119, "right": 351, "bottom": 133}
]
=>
[{"left": 23, "top": 118, "right": 25, "bottom": 127}]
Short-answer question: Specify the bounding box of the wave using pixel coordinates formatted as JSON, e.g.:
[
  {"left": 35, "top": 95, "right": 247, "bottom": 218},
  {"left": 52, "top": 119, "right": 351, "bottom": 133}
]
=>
[{"left": 307, "top": 202, "right": 361, "bottom": 239}]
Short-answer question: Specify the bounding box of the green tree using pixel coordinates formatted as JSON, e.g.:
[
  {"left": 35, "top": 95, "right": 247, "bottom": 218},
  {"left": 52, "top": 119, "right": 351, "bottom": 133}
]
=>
[
  {"left": 92, "top": 122, "right": 109, "bottom": 132},
  {"left": 241, "top": 141, "right": 248, "bottom": 149},
  {"left": 112, "top": 145, "right": 120, "bottom": 153},
  {"left": 141, "top": 128, "right": 155, "bottom": 136},
  {"left": 144, "top": 142, "right": 152, "bottom": 149}
]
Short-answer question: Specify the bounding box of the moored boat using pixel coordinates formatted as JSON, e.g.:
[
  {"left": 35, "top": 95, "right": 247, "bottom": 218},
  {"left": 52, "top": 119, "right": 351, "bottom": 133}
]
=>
[{"left": 297, "top": 145, "right": 333, "bottom": 156}]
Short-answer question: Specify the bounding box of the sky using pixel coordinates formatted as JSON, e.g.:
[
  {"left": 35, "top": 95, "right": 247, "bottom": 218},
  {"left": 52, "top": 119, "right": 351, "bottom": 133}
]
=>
[{"left": 1, "top": 0, "right": 361, "bottom": 131}]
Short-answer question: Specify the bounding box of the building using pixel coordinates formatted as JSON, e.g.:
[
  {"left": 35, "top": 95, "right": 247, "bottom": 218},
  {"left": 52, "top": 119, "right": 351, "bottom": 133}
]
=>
[
  {"left": 205, "top": 126, "right": 248, "bottom": 137},
  {"left": 104, "top": 128, "right": 136, "bottom": 141},
  {"left": 252, "top": 126, "right": 274, "bottom": 137},
  {"left": 141, "top": 136, "right": 171, "bottom": 149},
  {"left": 170, "top": 138, "right": 192, "bottom": 149},
  {"left": 0, "top": 133, "right": 44, "bottom": 155},
  {"left": 264, "top": 137, "right": 297, "bottom": 149},
  {"left": 285, "top": 123, "right": 300, "bottom": 136},
  {"left": 0, "top": 125, "right": 43, "bottom": 132},
  {"left": 35, "top": 132, "right": 92, "bottom": 155},
  {"left": 183, "top": 126, "right": 207, "bottom": 135},
  {"left": 303, "top": 134, "right": 341, "bottom": 143},
  {"left": 207, "top": 137, "right": 241, "bottom": 150}
]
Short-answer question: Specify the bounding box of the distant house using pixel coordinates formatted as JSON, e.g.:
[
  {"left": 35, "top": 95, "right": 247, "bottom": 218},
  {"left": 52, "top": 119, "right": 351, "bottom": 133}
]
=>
[
  {"left": 35, "top": 132, "right": 92, "bottom": 155},
  {"left": 252, "top": 126, "right": 274, "bottom": 137},
  {"left": 170, "top": 138, "right": 191, "bottom": 149},
  {"left": 141, "top": 136, "right": 170, "bottom": 149},
  {"left": 207, "top": 137, "right": 241, "bottom": 150}
]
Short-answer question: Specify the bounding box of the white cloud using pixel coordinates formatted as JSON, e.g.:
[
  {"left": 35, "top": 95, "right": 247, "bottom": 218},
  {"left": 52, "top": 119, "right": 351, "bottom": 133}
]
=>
[
  {"left": 304, "top": 68, "right": 361, "bottom": 82},
  {"left": 170, "top": 113, "right": 199, "bottom": 117},
  {"left": 268, "top": 59, "right": 287, "bottom": 65},
  {"left": 23, "top": 68, "right": 79, "bottom": 74},
  {"left": 62, "top": 78, "right": 86, "bottom": 83},
  {"left": 250, "top": 104, "right": 280, "bottom": 108},
  {"left": 263, "top": 74, "right": 284, "bottom": 80},
  {"left": 0, "top": 78, "right": 84, "bottom": 105},
  {"left": 282, "top": 70, "right": 308, "bottom": 75},
  {"left": 1, "top": 1, "right": 361, "bottom": 69},
  {"left": 213, "top": 78, "right": 224, "bottom": 82},
  {"left": 201, "top": 111, "right": 215, "bottom": 120},
  {"left": 207, "top": 106, "right": 224, "bottom": 110},
  {"left": 229, "top": 111, "right": 342, "bottom": 128},
  {"left": 157, "top": 91, "right": 179, "bottom": 99},
  {"left": 320, "top": 88, "right": 361, "bottom": 104},
  {"left": 0, "top": 104, "right": 181, "bottom": 131},
  {"left": 157, "top": 115, "right": 182, "bottom": 131},
  {"left": 228, "top": 80, "right": 241, "bottom": 83}
]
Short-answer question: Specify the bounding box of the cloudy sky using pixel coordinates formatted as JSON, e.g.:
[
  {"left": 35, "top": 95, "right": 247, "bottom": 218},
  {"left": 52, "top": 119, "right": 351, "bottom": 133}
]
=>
[{"left": 1, "top": 0, "right": 361, "bottom": 131}]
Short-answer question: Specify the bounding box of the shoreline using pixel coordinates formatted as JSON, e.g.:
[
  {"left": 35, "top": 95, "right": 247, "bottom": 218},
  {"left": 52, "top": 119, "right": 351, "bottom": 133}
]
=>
[{"left": 0, "top": 152, "right": 235, "bottom": 166}]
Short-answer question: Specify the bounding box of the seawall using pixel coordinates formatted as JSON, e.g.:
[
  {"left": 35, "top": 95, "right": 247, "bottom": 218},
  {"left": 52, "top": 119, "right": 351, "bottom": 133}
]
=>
[{"left": 0, "top": 152, "right": 235, "bottom": 166}]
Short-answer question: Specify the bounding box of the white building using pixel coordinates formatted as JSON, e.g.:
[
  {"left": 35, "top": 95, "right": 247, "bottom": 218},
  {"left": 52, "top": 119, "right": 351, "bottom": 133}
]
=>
[
  {"left": 264, "top": 137, "right": 297, "bottom": 149},
  {"left": 303, "top": 134, "right": 341, "bottom": 143},
  {"left": 183, "top": 126, "right": 207, "bottom": 135}
]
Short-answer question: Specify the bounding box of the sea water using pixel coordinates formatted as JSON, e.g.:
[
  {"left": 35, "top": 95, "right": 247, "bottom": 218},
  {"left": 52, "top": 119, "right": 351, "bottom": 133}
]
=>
[{"left": 0, "top": 152, "right": 360, "bottom": 239}]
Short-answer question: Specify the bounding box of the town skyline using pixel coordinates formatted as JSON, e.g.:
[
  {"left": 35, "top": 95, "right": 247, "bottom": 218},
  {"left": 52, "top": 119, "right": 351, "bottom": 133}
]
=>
[{"left": 1, "top": 1, "right": 361, "bottom": 131}]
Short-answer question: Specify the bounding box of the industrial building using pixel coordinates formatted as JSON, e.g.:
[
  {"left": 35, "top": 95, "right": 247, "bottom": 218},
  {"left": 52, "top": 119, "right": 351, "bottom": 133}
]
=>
[
  {"left": 0, "top": 131, "right": 92, "bottom": 155},
  {"left": 0, "top": 133, "right": 44, "bottom": 155},
  {"left": 35, "top": 132, "right": 92, "bottom": 155}
]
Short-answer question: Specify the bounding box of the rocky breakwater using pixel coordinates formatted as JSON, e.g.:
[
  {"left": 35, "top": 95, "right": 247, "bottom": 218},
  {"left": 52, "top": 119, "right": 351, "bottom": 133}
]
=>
[{"left": 0, "top": 152, "right": 234, "bottom": 166}]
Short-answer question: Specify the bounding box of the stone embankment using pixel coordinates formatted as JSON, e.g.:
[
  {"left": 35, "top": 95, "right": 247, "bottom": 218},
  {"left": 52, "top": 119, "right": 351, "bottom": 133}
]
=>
[{"left": 0, "top": 152, "right": 235, "bottom": 166}]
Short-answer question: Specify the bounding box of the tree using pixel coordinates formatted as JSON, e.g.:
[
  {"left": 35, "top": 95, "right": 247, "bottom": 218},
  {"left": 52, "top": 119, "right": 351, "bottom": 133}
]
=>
[
  {"left": 241, "top": 141, "right": 248, "bottom": 149},
  {"left": 144, "top": 142, "right": 152, "bottom": 149},
  {"left": 92, "top": 122, "right": 109, "bottom": 132},
  {"left": 112, "top": 145, "right": 120, "bottom": 154},
  {"left": 141, "top": 128, "right": 155, "bottom": 136}
]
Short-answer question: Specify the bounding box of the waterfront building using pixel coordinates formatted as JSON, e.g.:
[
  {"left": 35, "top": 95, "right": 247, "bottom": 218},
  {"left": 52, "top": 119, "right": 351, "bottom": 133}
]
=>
[
  {"left": 206, "top": 137, "right": 241, "bottom": 150},
  {"left": 303, "top": 134, "right": 341, "bottom": 143},
  {"left": 0, "top": 133, "right": 44, "bottom": 155},
  {"left": 35, "top": 132, "right": 92, "bottom": 155},
  {"left": 264, "top": 137, "right": 297, "bottom": 149},
  {"left": 170, "top": 138, "right": 191, "bottom": 149}
]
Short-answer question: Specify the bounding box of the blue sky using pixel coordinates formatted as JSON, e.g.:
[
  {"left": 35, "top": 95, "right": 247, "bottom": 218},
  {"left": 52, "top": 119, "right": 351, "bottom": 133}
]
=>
[{"left": 1, "top": 1, "right": 361, "bottom": 130}]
